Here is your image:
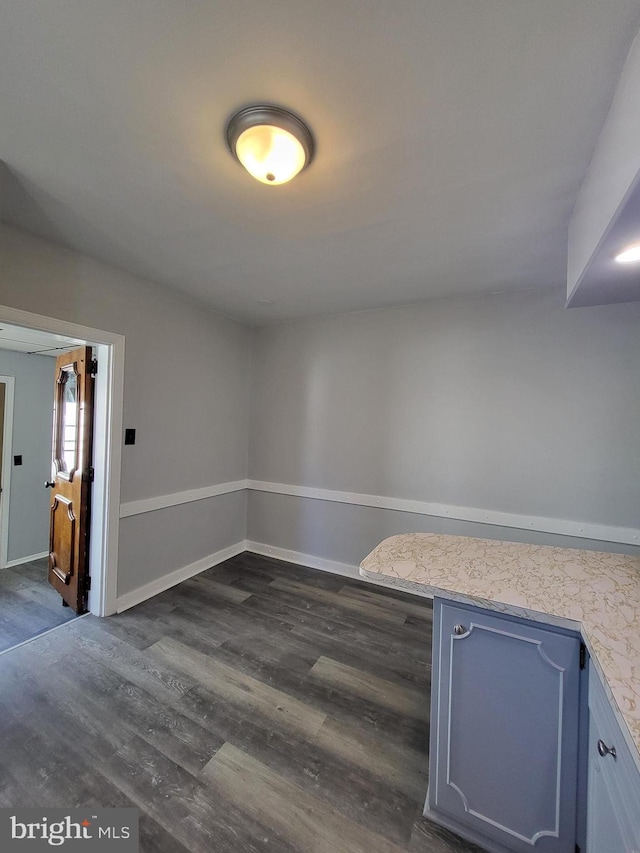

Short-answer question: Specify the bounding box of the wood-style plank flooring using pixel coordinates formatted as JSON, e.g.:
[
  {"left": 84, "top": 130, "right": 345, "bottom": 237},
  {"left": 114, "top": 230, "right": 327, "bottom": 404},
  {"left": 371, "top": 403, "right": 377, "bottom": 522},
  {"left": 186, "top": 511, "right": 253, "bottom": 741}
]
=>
[
  {"left": 0, "top": 557, "right": 79, "bottom": 652},
  {"left": 0, "top": 552, "right": 483, "bottom": 852}
]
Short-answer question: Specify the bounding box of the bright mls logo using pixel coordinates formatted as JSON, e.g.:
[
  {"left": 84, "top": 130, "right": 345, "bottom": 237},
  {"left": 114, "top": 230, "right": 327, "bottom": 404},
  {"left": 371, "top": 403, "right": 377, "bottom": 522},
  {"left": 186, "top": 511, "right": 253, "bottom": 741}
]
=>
[{"left": 0, "top": 809, "right": 138, "bottom": 851}]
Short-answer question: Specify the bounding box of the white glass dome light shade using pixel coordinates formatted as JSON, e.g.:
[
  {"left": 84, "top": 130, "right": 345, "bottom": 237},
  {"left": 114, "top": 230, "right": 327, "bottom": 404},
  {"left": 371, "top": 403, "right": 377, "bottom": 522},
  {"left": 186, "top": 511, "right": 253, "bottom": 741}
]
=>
[
  {"left": 226, "top": 105, "right": 315, "bottom": 186},
  {"left": 614, "top": 243, "right": 640, "bottom": 264},
  {"left": 235, "top": 124, "right": 306, "bottom": 185}
]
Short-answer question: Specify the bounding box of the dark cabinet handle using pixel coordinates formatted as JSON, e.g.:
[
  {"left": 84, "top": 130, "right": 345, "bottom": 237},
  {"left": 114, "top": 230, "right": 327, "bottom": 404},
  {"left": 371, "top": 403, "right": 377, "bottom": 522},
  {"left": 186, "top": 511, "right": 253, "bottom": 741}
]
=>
[
  {"left": 44, "top": 481, "right": 55, "bottom": 488},
  {"left": 597, "top": 739, "right": 616, "bottom": 759}
]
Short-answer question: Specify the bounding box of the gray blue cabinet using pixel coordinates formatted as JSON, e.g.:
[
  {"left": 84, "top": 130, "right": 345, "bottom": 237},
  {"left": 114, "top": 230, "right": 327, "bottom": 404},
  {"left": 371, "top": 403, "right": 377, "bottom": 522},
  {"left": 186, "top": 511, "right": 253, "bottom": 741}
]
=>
[
  {"left": 586, "top": 660, "right": 640, "bottom": 853},
  {"left": 425, "top": 599, "right": 582, "bottom": 853}
]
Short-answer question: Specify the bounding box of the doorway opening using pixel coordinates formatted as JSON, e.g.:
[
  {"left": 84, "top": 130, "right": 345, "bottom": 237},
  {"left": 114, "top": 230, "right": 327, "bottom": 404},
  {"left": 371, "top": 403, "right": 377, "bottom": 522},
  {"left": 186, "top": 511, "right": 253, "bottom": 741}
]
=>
[
  {"left": 0, "top": 556, "right": 82, "bottom": 652},
  {"left": 0, "top": 305, "right": 124, "bottom": 635}
]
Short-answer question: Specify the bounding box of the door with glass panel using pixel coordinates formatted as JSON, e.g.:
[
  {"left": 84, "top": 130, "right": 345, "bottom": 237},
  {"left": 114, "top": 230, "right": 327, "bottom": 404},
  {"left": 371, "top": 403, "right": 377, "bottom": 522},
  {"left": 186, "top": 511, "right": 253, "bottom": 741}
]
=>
[{"left": 47, "top": 347, "right": 95, "bottom": 613}]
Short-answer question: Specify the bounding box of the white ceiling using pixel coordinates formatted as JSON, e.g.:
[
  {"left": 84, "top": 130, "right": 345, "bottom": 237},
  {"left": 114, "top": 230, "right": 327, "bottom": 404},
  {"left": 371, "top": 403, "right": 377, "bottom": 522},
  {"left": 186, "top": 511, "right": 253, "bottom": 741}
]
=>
[
  {"left": 1, "top": 0, "right": 639, "bottom": 325},
  {"left": 0, "top": 324, "right": 81, "bottom": 357}
]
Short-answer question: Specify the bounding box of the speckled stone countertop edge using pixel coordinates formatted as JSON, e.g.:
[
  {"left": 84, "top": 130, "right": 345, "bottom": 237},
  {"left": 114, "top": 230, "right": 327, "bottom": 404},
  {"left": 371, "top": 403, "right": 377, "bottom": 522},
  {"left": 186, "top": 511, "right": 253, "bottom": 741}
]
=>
[
  {"left": 360, "top": 569, "right": 583, "bottom": 632},
  {"left": 359, "top": 533, "right": 640, "bottom": 774},
  {"left": 360, "top": 566, "right": 640, "bottom": 773}
]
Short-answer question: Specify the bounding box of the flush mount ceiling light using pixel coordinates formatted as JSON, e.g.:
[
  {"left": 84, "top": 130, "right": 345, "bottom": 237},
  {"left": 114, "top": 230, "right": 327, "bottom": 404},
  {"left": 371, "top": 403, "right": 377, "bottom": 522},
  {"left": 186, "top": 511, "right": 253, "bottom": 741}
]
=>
[
  {"left": 225, "top": 105, "right": 314, "bottom": 185},
  {"left": 614, "top": 243, "right": 640, "bottom": 264}
]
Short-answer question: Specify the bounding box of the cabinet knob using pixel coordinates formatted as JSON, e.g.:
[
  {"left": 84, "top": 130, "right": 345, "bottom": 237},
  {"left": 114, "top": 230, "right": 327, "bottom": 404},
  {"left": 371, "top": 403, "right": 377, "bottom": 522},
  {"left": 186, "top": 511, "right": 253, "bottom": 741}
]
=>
[
  {"left": 597, "top": 739, "right": 617, "bottom": 759},
  {"left": 44, "top": 481, "right": 55, "bottom": 488},
  {"left": 453, "top": 624, "right": 467, "bottom": 636}
]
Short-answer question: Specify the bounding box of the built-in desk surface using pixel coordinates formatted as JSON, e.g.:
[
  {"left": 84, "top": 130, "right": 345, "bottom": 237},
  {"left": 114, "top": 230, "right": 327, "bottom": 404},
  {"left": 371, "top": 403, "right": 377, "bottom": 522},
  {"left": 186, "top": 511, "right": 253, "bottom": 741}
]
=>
[{"left": 360, "top": 533, "right": 640, "bottom": 770}]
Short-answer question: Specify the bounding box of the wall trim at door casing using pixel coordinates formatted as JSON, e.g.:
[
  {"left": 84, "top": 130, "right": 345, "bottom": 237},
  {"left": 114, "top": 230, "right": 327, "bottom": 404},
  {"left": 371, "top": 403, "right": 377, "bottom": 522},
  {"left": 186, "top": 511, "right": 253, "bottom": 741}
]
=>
[
  {"left": 0, "top": 304, "right": 125, "bottom": 617},
  {"left": 0, "top": 375, "right": 15, "bottom": 570}
]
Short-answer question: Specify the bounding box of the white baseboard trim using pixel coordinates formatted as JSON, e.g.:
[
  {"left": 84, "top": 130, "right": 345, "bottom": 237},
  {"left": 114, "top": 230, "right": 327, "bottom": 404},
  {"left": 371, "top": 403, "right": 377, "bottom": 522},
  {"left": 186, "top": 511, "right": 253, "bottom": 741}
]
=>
[
  {"left": 3, "top": 551, "right": 49, "bottom": 569},
  {"left": 115, "top": 541, "right": 246, "bottom": 612},
  {"left": 244, "top": 540, "right": 426, "bottom": 595},
  {"left": 115, "top": 538, "right": 424, "bottom": 614},
  {"left": 120, "top": 480, "right": 247, "bottom": 519},
  {"left": 247, "top": 480, "right": 640, "bottom": 547},
  {"left": 245, "top": 540, "right": 358, "bottom": 578}
]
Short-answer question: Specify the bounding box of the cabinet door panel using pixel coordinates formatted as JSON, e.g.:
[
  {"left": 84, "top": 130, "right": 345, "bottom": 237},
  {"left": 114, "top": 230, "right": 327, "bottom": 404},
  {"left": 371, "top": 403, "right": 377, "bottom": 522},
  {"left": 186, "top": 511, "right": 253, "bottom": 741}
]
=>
[
  {"left": 431, "top": 601, "right": 581, "bottom": 853},
  {"left": 587, "top": 660, "right": 640, "bottom": 852},
  {"left": 587, "top": 737, "right": 635, "bottom": 853}
]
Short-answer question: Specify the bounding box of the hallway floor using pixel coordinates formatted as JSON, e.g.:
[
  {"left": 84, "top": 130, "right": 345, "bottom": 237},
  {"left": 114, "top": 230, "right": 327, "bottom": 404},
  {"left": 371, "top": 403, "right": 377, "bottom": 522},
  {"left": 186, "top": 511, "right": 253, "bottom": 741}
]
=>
[{"left": 0, "top": 556, "right": 79, "bottom": 653}]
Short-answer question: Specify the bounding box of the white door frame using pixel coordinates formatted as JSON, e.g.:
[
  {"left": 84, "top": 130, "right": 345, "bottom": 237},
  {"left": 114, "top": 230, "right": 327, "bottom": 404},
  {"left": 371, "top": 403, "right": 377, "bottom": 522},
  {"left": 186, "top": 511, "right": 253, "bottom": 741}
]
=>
[
  {"left": 0, "top": 375, "right": 16, "bottom": 571},
  {"left": 0, "top": 304, "right": 125, "bottom": 616}
]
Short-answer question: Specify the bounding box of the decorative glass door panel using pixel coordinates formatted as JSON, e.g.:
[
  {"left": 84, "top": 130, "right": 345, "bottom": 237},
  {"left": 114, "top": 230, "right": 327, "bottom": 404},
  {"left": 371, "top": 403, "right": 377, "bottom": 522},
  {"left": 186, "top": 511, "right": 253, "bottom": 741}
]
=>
[{"left": 54, "top": 365, "right": 80, "bottom": 478}]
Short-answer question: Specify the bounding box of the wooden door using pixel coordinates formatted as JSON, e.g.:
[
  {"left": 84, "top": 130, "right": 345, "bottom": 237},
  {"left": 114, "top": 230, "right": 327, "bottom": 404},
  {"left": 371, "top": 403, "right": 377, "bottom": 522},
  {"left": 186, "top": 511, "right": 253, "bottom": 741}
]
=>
[
  {"left": 0, "top": 383, "right": 4, "bottom": 504},
  {"left": 47, "top": 346, "right": 95, "bottom": 613}
]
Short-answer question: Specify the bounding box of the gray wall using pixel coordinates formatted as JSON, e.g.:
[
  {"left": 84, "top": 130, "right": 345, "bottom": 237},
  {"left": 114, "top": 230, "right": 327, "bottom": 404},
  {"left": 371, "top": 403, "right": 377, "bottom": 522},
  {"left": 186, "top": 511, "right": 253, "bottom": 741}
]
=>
[
  {"left": 3, "top": 222, "right": 640, "bottom": 597},
  {"left": 247, "top": 493, "right": 640, "bottom": 574},
  {"left": 249, "top": 287, "right": 640, "bottom": 564},
  {"left": 0, "top": 349, "right": 54, "bottom": 563},
  {"left": 0, "top": 224, "right": 252, "bottom": 597},
  {"left": 117, "top": 491, "right": 247, "bottom": 596}
]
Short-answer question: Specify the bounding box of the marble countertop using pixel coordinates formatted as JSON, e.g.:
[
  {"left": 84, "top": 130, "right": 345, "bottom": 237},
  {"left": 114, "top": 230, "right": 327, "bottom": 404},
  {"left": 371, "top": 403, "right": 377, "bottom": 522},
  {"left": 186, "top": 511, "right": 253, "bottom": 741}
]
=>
[{"left": 360, "top": 532, "right": 640, "bottom": 768}]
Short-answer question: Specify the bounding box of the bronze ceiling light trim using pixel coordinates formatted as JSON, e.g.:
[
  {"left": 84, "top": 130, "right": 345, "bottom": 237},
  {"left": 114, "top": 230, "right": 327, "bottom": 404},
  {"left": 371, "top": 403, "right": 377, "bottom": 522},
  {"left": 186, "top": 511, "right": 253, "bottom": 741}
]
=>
[{"left": 225, "top": 104, "right": 315, "bottom": 185}]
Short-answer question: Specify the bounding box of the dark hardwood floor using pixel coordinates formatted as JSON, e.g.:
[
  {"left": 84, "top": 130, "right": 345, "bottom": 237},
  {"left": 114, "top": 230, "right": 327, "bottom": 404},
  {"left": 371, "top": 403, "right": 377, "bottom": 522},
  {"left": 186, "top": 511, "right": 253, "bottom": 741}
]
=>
[
  {"left": 0, "top": 552, "right": 483, "bottom": 852},
  {"left": 0, "top": 556, "right": 79, "bottom": 652}
]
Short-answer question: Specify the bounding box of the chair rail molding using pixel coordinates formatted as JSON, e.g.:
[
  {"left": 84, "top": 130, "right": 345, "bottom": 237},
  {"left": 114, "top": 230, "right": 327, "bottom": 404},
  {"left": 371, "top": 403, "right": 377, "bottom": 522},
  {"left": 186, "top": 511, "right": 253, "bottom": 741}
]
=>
[
  {"left": 247, "top": 480, "right": 640, "bottom": 547},
  {"left": 120, "top": 477, "right": 640, "bottom": 547},
  {"left": 120, "top": 480, "right": 247, "bottom": 518}
]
